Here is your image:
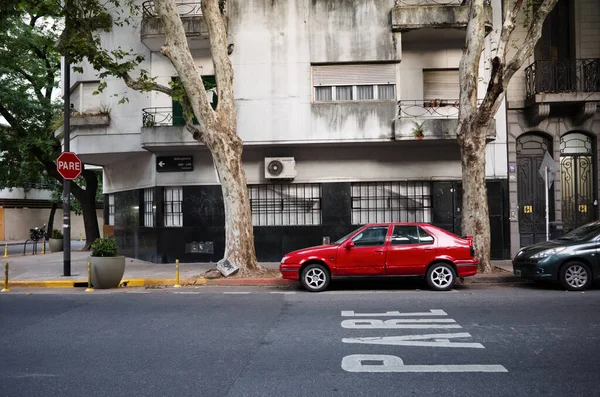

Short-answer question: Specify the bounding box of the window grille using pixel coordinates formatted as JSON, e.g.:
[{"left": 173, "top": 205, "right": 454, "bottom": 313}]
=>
[
  {"left": 164, "top": 187, "right": 183, "bottom": 227},
  {"left": 143, "top": 188, "right": 155, "bottom": 227},
  {"left": 351, "top": 182, "right": 432, "bottom": 225},
  {"left": 249, "top": 184, "right": 322, "bottom": 226},
  {"left": 108, "top": 194, "right": 115, "bottom": 226}
]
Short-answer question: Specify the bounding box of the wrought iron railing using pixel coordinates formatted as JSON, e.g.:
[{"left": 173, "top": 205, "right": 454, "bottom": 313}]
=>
[
  {"left": 395, "top": 0, "right": 489, "bottom": 5},
  {"left": 143, "top": 107, "right": 179, "bottom": 127},
  {"left": 142, "top": 1, "right": 202, "bottom": 18},
  {"left": 397, "top": 99, "right": 488, "bottom": 118},
  {"left": 525, "top": 59, "right": 600, "bottom": 98}
]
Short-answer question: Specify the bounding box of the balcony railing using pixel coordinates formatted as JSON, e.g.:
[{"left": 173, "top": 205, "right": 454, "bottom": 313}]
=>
[
  {"left": 398, "top": 99, "right": 461, "bottom": 119},
  {"left": 143, "top": 107, "right": 177, "bottom": 127},
  {"left": 395, "top": 0, "right": 489, "bottom": 5},
  {"left": 142, "top": 1, "right": 202, "bottom": 18},
  {"left": 525, "top": 59, "right": 600, "bottom": 99}
]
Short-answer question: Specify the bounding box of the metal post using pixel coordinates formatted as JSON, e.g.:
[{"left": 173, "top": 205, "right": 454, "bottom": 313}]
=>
[
  {"left": 545, "top": 166, "right": 550, "bottom": 241},
  {"left": 1, "top": 262, "right": 9, "bottom": 292},
  {"left": 63, "top": 51, "right": 71, "bottom": 277},
  {"left": 174, "top": 259, "right": 181, "bottom": 288},
  {"left": 85, "top": 261, "right": 94, "bottom": 292},
  {"left": 3, "top": 243, "right": 7, "bottom": 258}
]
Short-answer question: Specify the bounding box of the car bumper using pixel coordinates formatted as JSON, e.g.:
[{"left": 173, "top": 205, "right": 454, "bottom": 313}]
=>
[
  {"left": 279, "top": 263, "right": 300, "bottom": 280},
  {"left": 455, "top": 260, "right": 478, "bottom": 277},
  {"left": 512, "top": 260, "right": 557, "bottom": 281}
]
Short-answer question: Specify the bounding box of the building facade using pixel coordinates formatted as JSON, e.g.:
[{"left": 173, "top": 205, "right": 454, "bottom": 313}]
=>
[
  {"left": 506, "top": 0, "right": 600, "bottom": 256},
  {"left": 69, "top": 0, "right": 512, "bottom": 263}
]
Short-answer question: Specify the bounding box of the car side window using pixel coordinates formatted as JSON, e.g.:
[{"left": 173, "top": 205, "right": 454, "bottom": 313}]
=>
[
  {"left": 391, "top": 226, "right": 420, "bottom": 245},
  {"left": 418, "top": 227, "right": 434, "bottom": 244},
  {"left": 352, "top": 226, "right": 389, "bottom": 247}
]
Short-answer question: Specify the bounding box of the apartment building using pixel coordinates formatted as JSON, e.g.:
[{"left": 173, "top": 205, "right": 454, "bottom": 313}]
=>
[
  {"left": 68, "top": 0, "right": 510, "bottom": 263},
  {"left": 506, "top": 0, "right": 600, "bottom": 256}
]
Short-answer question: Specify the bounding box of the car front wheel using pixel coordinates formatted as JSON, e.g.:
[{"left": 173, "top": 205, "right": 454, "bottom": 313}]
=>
[
  {"left": 426, "top": 263, "right": 456, "bottom": 291},
  {"left": 300, "top": 263, "right": 330, "bottom": 292},
  {"left": 559, "top": 261, "right": 592, "bottom": 291}
]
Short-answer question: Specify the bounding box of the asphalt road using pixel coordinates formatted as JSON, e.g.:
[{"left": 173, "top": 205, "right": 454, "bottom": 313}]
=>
[{"left": 1, "top": 283, "right": 599, "bottom": 397}]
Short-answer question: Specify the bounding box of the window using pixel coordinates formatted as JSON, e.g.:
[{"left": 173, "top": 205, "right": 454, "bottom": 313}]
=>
[
  {"left": 108, "top": 194, "right": 115, "bottom": 226},
  {"left": 352, "top": 226, "right": 389, "bottom": 247},
  {"left": 164, "top": 187, "right": 183, "bottom": 227},
  {"left": 351, "top": 182, "right": 432, "bottom": 225},
  {"left": 249, "top": 184, "right": 321, "bottom": 226},
  {"left": 423, "top": 69, "right": 460, "bottom": 101},
  {"left": 391, "top": 225, "right": 434, "bottom": 245},
  {"left": 143, "top": 188, "right": 155, "bottom": 227},
  {"left": 313, "top": 64, "right": 396, "bottom": 102}
]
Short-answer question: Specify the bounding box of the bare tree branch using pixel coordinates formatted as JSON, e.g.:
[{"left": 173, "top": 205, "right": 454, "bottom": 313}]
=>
[{"left": 122, "top": 72, "right": 173, "bottom": 96}]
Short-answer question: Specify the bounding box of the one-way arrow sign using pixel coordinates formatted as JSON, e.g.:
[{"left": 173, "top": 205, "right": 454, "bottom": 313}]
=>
[
  {"left": 156, "top": 156, "right": 193, "bottom": 173},
  {"left": 539, "top": 151, "right": 558, "bottom": 188}
]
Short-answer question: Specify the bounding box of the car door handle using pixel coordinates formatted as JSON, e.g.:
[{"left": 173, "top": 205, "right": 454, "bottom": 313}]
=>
[
  {"left": 424, "top": 247, "right": 433, "bottom": 250},
  {"left": 374, "top": 249, "right": 384, "bottom": 253}
]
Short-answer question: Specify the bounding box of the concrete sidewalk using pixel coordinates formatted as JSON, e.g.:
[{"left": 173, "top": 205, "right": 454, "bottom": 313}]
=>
[{"left": 0, "top": 250, "right": 518, "bottom": 289}]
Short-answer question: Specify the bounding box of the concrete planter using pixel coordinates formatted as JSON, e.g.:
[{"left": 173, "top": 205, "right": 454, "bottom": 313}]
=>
[
  {"left": 49, "top": 238, "right": 63, "bottom": 252},
  {"left": 90, "top": 256, "right": 126, "bottom": 289}
]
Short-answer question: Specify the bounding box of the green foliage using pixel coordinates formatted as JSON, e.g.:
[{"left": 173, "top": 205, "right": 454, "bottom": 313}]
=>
[
  {"left": 51, "top": 229, "right": 64, "bottom": 239},
  {"left": 411, "top": 121, "right": 425, "bottom": 138},
  {"left": 91, "top": 236, "right": 118, "bottom": 257}
]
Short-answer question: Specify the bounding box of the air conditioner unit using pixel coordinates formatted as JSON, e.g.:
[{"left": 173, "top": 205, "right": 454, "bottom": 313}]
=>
[{"left": 265, "top": 157, "right": 297, "bottom": 179}]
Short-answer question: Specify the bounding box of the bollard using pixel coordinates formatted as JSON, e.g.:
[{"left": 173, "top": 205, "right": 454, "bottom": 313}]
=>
[
  {"left": 3, "top": 243, "right": 7, "bottom": 258},
  {"left": 1, "top": 262, "right": 9, "bottom": 292},
  {"left": 41, "top": 241, "right": 45, "bottom": 255},
  {"left": 85, "top": 261, "right": 94, "bottom": 292},
  {"left": 173, "top": 259, "right": 182, "bottom": 288},
  {"left": 80, "top": 233, "right": 82, "bottom": 242}
]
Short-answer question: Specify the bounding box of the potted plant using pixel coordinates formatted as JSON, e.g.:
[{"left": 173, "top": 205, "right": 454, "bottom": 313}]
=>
[
  {"left": 411, "top": 121, "right": 425, "bottom": 140},
  {"left": 89, "top": 237, "right": 125, "bottom": 289},
  {"left": 49, "top": 229, "right": 64, "bottom": 252}
]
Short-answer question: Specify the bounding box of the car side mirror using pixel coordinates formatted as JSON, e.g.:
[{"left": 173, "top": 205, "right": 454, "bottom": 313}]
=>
[{"left": 345, "top": 241, "right": 355, "bottom": 249}]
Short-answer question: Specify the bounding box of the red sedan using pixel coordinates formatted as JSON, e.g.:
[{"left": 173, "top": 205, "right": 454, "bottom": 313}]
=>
[{"left": 280, "top": 223, "right": 478, "bottom": 292}]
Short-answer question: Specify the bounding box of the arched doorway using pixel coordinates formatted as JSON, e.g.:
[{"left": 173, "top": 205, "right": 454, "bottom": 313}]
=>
[
  {"left": 560, "top": 132, "right": 596, "bottom": 231},
  {"left": 517, "top": 133, "right": 554, "bottom": 247}
]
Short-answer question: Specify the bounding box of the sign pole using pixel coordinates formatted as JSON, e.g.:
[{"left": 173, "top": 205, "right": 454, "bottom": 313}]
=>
[
  {"left": 545, "top": 166, "right": 550, "bottom": 241},
  {"left": 62, "top": 55, "right": 71, "bottom": 277}
]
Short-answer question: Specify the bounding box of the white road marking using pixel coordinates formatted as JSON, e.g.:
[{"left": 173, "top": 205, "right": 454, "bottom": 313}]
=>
[
  {"left": 341, "top": 355, "right": 507, "bottom": 373},
  {"left": 342, "top": 333, "right": 485, "bottom": 348},
  {"left": 223, "top": 292, "right": 252, "bottom": 295},
  {"left": 173, "top": 292, "right": 201, "bottom": 294},
  {"left": 269, "top": 291, "right": 296, "bottom": 295},
  {"left": 342, "top": 319, "right": 461, "bottom": 329},
  {"left": 341, "top": 309, "right": 447, "bottom": 317}
]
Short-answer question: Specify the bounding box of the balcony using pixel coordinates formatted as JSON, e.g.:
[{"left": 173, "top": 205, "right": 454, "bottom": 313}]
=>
[
  {"left": 395, "top": 100, "right": 496, "bottom": 141},
  {"left": 141, "top": 107, "right": 198, "bottom": 150},
  {"left": 141, "top": 1, "right": 209, "bottom": 52},
  {"left": 392, "top": 0, "right": 492, "bottom": 33},
  {"left": 524, "top": 59, "right": 600, "bottom": 124}
]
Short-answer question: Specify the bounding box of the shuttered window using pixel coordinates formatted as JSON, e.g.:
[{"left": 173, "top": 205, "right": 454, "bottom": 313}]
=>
[
  {"left": 423, "top": 69, "right": 460, "bottom": 100},
  {"left": 313, "top": 64, "right": 396, "bottom": 102}
]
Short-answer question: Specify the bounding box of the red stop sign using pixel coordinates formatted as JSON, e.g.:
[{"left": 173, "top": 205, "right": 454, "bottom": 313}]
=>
[{"left": 57, "top": 152, "right": 83, "bottom": 180}]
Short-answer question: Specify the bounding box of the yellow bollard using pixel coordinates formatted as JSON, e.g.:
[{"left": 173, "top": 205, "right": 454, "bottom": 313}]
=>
[
  {"left": 173, "top": 259, "right": 182, "bottom": 288},
  {"left": 85, "top": 261, "right": 94, "bottom": 292},
  {"left": 1, "top": 262, "right": 10, "bottom": 292},
  {"left": 80, "top": 233, "right": 82, "bottom": 242},
  {"left": 3, "top": 243, "right": 7, "bottom": 258},
  {"left": 41, "top": 241, "right": 45, "bottom": 255}
]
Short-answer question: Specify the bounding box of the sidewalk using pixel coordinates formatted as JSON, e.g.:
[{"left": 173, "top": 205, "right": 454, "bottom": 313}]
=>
[{"left": 0, "top": 250, "right": 519, "bottom": 289}]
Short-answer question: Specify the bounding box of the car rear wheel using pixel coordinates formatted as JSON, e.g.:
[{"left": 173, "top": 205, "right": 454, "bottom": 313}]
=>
[
  {"left": 300, "top": 264, "right": 330, "bottom": 292},
  {"left": 426, "top": 263, "right": 456, "bottom": 291},
  {"left": 559, "top": 261, "right": 591, "bottom": 291}
]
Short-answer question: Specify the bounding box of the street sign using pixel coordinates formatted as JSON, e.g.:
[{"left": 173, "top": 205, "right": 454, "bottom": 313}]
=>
[
  {"left": 57, "top": 152, "right": 82, "bottom": 180},
  {"left": 156, "top": 156, "right": 193, "bottom": 172},
  {"left": 539, "top": 151, "right": 558, "bottom": 188}
]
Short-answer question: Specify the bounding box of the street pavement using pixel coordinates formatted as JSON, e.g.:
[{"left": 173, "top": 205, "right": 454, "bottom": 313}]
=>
[
  {"left": 0, "top": 246, "right": 519, "bottom": 289},
  {"left": 1, "top": 286, "right": 599, "bottom": 396}
]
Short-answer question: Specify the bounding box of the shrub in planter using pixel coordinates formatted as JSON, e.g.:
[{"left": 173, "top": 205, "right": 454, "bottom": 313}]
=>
[
  {"left": 49, "top": 229, "right": 64, "bottom": 252},
  {"left": 89, "top": 237, "right": 125, "bottom": 288}
]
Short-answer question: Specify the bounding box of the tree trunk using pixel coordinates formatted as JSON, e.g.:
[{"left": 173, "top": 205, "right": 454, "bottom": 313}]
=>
[
  {"left": 47, "top": 201, "right": 58, "bottom": 237},
  {"left": 459, "top": 118, "right": 492, "bottom": 273},
  {"left": 209, "top": 127, "right": 263, "bottom": 275},
  {"left": 70, "top": 170, "right": 100, "bottom": 250}
]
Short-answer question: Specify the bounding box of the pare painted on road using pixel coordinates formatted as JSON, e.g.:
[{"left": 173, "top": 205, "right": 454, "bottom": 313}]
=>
[{"left": 341, "top": 309, "right": 507, "bottom": 373}]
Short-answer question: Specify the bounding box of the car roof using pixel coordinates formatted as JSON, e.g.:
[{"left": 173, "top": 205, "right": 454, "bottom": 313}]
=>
[{"left": 364, "top": 223, "right": 431, "bottom": 227}]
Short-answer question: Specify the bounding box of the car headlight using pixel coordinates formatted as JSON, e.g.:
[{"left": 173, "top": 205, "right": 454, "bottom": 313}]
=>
[
  {"left": 530, "top": 247, "right": 566, "bottom": 259},
  {"left": 280, "top": 256, "right": 289, "bottom": 264}
]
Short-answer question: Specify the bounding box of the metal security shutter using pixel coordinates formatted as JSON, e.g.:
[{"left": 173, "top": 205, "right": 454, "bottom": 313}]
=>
[
  {"left": 423, "top": 69, "right": 459, "bottom": 100},
  {"left": 313, "top": 64, "right": 396, "bottom": 86}
]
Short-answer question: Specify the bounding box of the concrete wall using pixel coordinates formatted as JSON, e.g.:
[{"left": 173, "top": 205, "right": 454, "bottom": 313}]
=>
[{"left": 2, "top": 209, "right": 104, "bottom": 241}]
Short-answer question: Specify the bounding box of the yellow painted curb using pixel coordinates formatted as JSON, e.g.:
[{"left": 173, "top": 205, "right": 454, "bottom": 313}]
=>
[
  {"left": 7, "top": 277, "right": 209, "bottom": 288},
  {"left": 8, "top": 280, "right": 84, "bottom": 288},
  {"left": 121, "top": 278, "right": 207, "bottom": 287}
]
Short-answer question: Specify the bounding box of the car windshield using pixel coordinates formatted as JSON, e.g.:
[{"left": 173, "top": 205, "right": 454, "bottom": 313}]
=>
[
  {"left": 333, "top": 228, "right": 362, "bottom": 245},
  {"left": 558, "top": 222, "right": 600, "bottom": 241}
]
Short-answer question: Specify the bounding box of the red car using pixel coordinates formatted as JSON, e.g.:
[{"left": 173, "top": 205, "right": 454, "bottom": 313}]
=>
[{"left": 280, "top": 223, "right": 478, "bottom": 292}]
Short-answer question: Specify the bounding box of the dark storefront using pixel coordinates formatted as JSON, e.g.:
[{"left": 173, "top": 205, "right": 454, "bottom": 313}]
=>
[{"left": 107, "top": 180, "right": 510, "bottom": 264}]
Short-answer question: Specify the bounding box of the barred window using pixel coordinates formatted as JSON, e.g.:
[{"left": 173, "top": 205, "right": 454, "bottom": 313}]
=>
[
  {"left": 351, "top": 182, "right": 432, "bottom": 225},
  {"left": 164, "top": 187, "right": 183, "bottom": 227},
  {"left": 108, "top": 194, "right": 115, "bottom": 226},
  {"left": 143, "top": 188, "right": 155, "bottom": 227},
  {"left": 249, "top": 184, "right": 322, "bottom": 226}
]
